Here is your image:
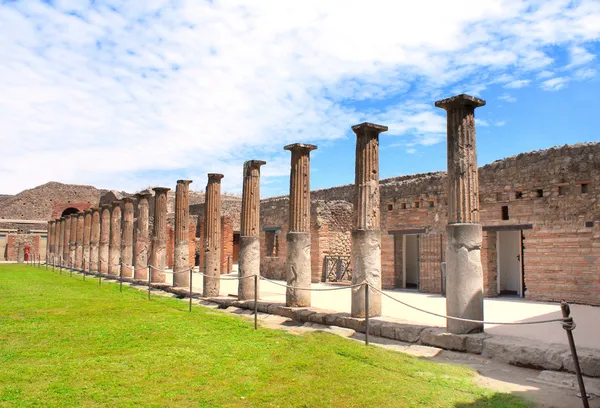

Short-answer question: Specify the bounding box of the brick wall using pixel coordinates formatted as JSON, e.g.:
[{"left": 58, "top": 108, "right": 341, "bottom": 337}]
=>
[{"left": 6, "top": 234, "right": 40, "bottom": 261}]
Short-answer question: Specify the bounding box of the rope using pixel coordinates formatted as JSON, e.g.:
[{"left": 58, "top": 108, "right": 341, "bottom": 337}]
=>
[
  {"left": 370, "top": 286, "right": 568, "bottom": 326},
  {"left": 259, "top": 276, "right": 365, "bottom": 291},
  {"left": 193, "top": 271, "right": 255, "bottom": 280},
  {"left": 147, "top": 264, "right": 192, "bottom": 274}
]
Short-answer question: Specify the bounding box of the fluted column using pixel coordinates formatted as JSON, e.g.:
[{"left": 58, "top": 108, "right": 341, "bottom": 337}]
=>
[
  {"left": 238, "top": 160, "right": 266, "bottom": 300},
  {"left": 203, "top": 174, "right": 223, "bottom": 297},
  {"left": 83, "top": 210, "right": 92, "bottom": 271},
  {"left": 351, "top": 123, "right": 387, "bottom": 318},
  {"left": 121, "top": 198, "right": 134, "bottom": 279},
  {"left": 108, "top": 201, "right": 122, "bottom": 276},
  {"left": 174, "top": 180, "right": 192, "bottom": 287},
  {"left": 90, "top": 208, "right": 101, "bottom": 272},
  {"left": 150, "top": 187, "right": 170, "bottom": 283},
  {"left": 69, "top": 214, "right": 77, "bottom": 268},
  {"left": 47, "top": 221, "right": 55, "bottom": 262},
  {"left": 436, "top": 93, "right": 486, "bottom": 334},
  {"left": 134, "top": 192, "right": 152, "bottom": 281},
  {"left": 284, "top": 143, "right": 317, "bottom": 307},
  {"left": 63, "top": 215, "right": 72, "bottom": 267},
  {"left": 99, "top": 204, "right": 111, "bottom": 274},
  {"left": 58, "top": 218, "right": 65, "bottom": 265},
  {"left": 75, "top": 212, "right": 84, "bottom": 270}
]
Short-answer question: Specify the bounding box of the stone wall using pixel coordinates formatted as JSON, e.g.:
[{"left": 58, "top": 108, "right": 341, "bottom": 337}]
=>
[{"left": 5, "top": 234, "right": 41, "bottom": 261}]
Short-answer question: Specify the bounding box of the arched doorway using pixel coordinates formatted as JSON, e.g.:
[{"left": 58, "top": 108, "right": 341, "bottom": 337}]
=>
[{"left": 61, "top": 207, "right": 79, "bottom": 217}]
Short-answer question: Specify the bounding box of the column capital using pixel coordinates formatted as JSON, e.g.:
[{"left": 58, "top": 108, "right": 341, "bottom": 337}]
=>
[
  {"left": 135, "top": 191, "right": 153, "bottom": 200},
  {"left": 243, "top": 160, "right": 266, "bottom": 176},
  {"left": 101, "top": 204, "right": 111, "bottom": 210},
  {"left": 111, "top": 201, "right": 122, "bottom": 208},
  {"left": 122, "top": 197, "right": 135, "bottom": 204},
  {"left": 90, "top": 207, "right": 100, "bottom": 213},
  {"left": 207, "top": 174, "right": 224, "bottom": 183},
  {"left": 351, "top": 122, "right": 388, "bottom": 136},
  {"left": 284, "top": 143, "right": 317, "bottom": 154},
  {"left": 176, "top": 179, "right": 193, "bottom": 185},
  {"left": 84, "top": 209, "right": 93, "bottom": 214},
  {"left": 152, "top": 187, "right": 170, "bottom": 194},
  {"left": 435, "top": 94, "right": 486, "bottom": 110}
]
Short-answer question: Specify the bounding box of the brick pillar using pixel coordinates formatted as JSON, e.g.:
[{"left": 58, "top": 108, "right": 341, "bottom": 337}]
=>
[
  {"left": 238, "top": 160, "right": 266, "bottom": 300},
  {"left": 203, "top": 174, "right": 223, "bottom": 297},
  {"left": 121, "top": 198, "right": 135, "bottom": 278},
  {"left": 150, "top": 187, "right": 170, "bottom": 283},
  {"left": 75, "top": 212, "right": 84, "bottom": 270},
  {"left": 90, "top": 208, "right": 100, "bottom": 272},
  {"left": 63, "top": 215, "right": 72, "bottom": 267},
  {"left": 58, "top": 218, "right": 65, "bottom": 266},
  {"left": 69, "top": 213, "right": 77, "bottom": 267},
  {"left": 99, "top": 204, "right": 111, "bottom": 274},
  {"left": 108, "top": 202, "right": 122, "bottom": 276},
  {"left": 351, "top": 122, "right": 388, "bottom": 318},
  {"left": 435, "top": 93, "right": 486, "bottom": 334},
  {"left": 174, "top": 180, "right": 192, "bottom": 287},
  {"left": 134, "top": 192, "right": 152, "bottom": 281},
  {"left": 284, "top": 143, "right": 317, "bottom": 307},
  {"left": 83, "top": 210, "right": 92, "bottom": 271}
]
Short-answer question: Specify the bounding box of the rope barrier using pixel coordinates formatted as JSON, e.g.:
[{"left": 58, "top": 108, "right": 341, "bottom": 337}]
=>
[
  {"left": 193, "top": 271, "right": 256, "bottom": 280},
  {"left": 147, "top": 264, "right": 193, "bottom": 274},
  {"left": 369, "top": 286, "right": 568, "bottom": 326},
  {"left": 259, "top": 276, "right": 365, "bottom": 291}
]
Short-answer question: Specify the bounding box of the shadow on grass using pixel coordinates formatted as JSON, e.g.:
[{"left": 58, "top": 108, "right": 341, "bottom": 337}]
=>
[{"left": 455, "top": 392, "right": 534, "bottom": 407}]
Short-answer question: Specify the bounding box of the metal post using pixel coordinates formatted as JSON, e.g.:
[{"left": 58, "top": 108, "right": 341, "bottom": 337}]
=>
[
  {"left": 98, "top": 260, "right": 102, "bottom": 286},
  {"left": 148, "top": 266, "right": 151, "bottom": 301},
  {"left": 254, "top": 274, "right": 258, "bottom": 330},
  {"left": 365, "top": 282, "right": 370, "bottom": 346},
  {"left": 189, "top": 268, "right": 193, "bottom": 313},
  {"left": 83, "top": 259, "right": 86, "bottom": 281},
  {"left": 119, "top": 263, "right": 123, "bottom": 293},
  {"left": 561, "top": 301, "right": 589, "bottom": 408}
]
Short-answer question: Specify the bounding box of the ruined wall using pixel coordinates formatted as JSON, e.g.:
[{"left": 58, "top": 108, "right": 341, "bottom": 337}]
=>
[{"left": 5, "top": 234, "right": 41, "bottom": 261}]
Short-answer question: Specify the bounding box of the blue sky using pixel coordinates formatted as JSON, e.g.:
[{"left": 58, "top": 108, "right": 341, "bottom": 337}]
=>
[{"left": 0, "top": 0, "right": 599, "bottom": 197}]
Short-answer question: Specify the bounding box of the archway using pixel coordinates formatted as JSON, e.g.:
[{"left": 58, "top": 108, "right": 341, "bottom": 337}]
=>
[{"left": 61, "top": 207, "right": 79, "bottom": 217}]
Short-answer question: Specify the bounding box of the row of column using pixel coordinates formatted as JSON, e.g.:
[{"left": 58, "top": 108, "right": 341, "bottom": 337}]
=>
[{"left": 45, "top": 93, "right": 484, "bottom": 334}]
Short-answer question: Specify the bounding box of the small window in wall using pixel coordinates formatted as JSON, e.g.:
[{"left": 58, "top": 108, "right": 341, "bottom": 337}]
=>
[
  {"left": 496, "top": 192, "right": 506, "bottom": 201},
  {"left": 265, "top": 230, "right": 280, "bottom": 257},
  {"left": 414, "top": 201, "right": 420, "bottom": 209},
  {"left": 581, "top": 183, "right": 589, "bottom": 194},
  {"left": 558, "top": 185, "right": 568, "bottom": 196},
  {"left": 585, "top": 221, "right": 594, "bottom": 228},
  {"left": 401, "top": 203, "right": 407, "bottom": 210},
  {"left": 515, "top": 191, "right": 523, "bottom": 200},
  {"left": 501, "top": 206, "right": 509, "bottom": 220},
  {"left": 428, "top": 201, "right": 435, "bottom": 208},
  {"left": 387, "top": 204, "right": 394, "bottom": 211},
  {"left": 536, "top": 189, "right": 544, "bottom": 198}
]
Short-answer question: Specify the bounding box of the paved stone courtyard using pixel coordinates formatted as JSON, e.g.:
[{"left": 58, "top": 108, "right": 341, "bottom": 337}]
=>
[{"left": 160, "top": 270, "right": 599, "bottom": 351}]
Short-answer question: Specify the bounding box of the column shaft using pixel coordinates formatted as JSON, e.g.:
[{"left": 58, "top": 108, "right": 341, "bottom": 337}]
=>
[
  {"left": 75, "top": 213, "right": 84, "bottom": 270},
  {"left": 150, "top": 188, "right": 170, "bottom": 283},
  {"left": 239, "top": 160, "right": 266, "bottom": 300},
  {"left": 90, "top": 209, "right": 100, "bottom": 271},
  {"left": 134, "top": 193, "right": 152, "bottom": 281},
  {"left": 58, "top": 218, "right": 65, "bottom": 265},
  {"left": 69, "top": 214, "right": 77, "bottom": 268},
  {"left": 284, "top": 143, "right": 316, "bottom": 307},
  {"left": 47, "top": 221, "right": 53, "bottom": 261},
  {"left": 108, "top": 202, "right": 122, "bottom": 276},
  {"left": 203, "top": 174, "right": 223, "bottom": 296},
  {"left": 99, "top": 205, "right": 111, "bottom": 273},
  {"left": 174, "top": 180, "right": 192, "bottom": 287},
  {"left": 121, "top": 198, "right": 134, "bottom": 278},
  {"left": 83, "top": 210, "right": 92, "bottom": 271},
  {"left": 63, "top": 216, "right": 71, "bottom": 267}
]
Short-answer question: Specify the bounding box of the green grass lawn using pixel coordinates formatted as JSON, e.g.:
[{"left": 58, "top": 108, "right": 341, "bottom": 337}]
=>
[{"left": 0, "top": 264, "right": 530, "bottom": 407}]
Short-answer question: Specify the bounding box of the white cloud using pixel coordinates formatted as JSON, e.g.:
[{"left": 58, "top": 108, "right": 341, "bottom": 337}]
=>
[
  {"left": 406, "top": 148, "right": 417, "bottom": 154},
  {"left": 541, "top": 76, "right": 570, "bottom": 91},
  {"left": 537, "top": 70, "right": 555, "bottom": 79},
  {"left": 504, "top": 79, "right": 531, "bottom": 88},
  {"left": 0, "top": 0, "right": 599, "bottom": 194},
  {"left": 498, "top": 93, "right": 517, "bottom": 102},
  {"left": 495, "top": 121, "right": 506, "bottom": 127},
  {"left": 567, "top": 45, "right": 596, "bottom": 68},
  {"left": 476, "top": 119, "right": 490, "bottom": 127},
  {"left": 574, "top": 68, "right": 597, "bottom": 80}
]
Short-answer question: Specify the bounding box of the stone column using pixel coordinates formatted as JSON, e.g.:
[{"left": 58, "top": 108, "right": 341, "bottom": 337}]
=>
[
  {"left": 47, "top": 221, "right": 54, "bottom": 261},
  {"left": 121, "top": 198, "right": 135, "bottom": 279},
  {"left": 63, "top": 215, "right": 72, "bottom": 267},
  {"left": 284, "top": 143, "right": 317, "bottom": 307},
  {"left": 90, "top": 208, "right": 100, "bottom": 272},
  {"left": 134, "top": 192, "right": 152, "bottom": 281},
  {"left": 150, "top": 187, "right": 170, "bottom": 283},
  {"left": 350, "top": 123, "right": 388, "bottom": 318},
  {"left": 99, "top": 204, "right": 111, "bottom": 274},
  {"left": 203, "top": 174, "right": 223, "bottom": 297},
  {"left": 108, "top": 201, "right": 122, "bottom": 276},
  {"left": 75, "top": 213, "right": 84, "bottom": 270},
  {"left": 238, "top": 160, "right": 266, "bottom": 300},
  {"left": 58, "top": 218, "right": 65, "bottom": 265},
  {"left": 435, "top": 93, "right": 486, "bottom": 334},
  {"left": 82, "top": 210, "right": 92, "bottom": 271},
  {"left": 174, "top": 180, "right": 192, "bottom": 287},
  {"left": 69, "top": 214, "right": 77, "bottom": 268}
]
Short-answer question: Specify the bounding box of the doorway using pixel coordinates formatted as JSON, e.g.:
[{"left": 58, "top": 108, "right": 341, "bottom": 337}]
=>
[
  {"left": 404, "top": 235, "right": 420, "bottom": 289},
  {"left": 497, "top": 230, "right": 523, "bottom": 296}
]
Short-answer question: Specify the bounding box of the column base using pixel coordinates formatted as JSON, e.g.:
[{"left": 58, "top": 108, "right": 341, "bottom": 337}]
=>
[
  {"left": 204, "top": 247, "right": 220, "bottom": 297},
  {"left": 351, "top": 229, "right": 382, "bottom": 318},
  {"left": 173, "top": 242, "right": 190, "bottom": 287},
  {"left": 238, "top": 236, "right": 260, "bottom": 301},
  {"left": 286, "top": 232, "right": 311, "bottom": 307},
  {"left": 446, "top": 223, "right": 484, "bottom": 334}
]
